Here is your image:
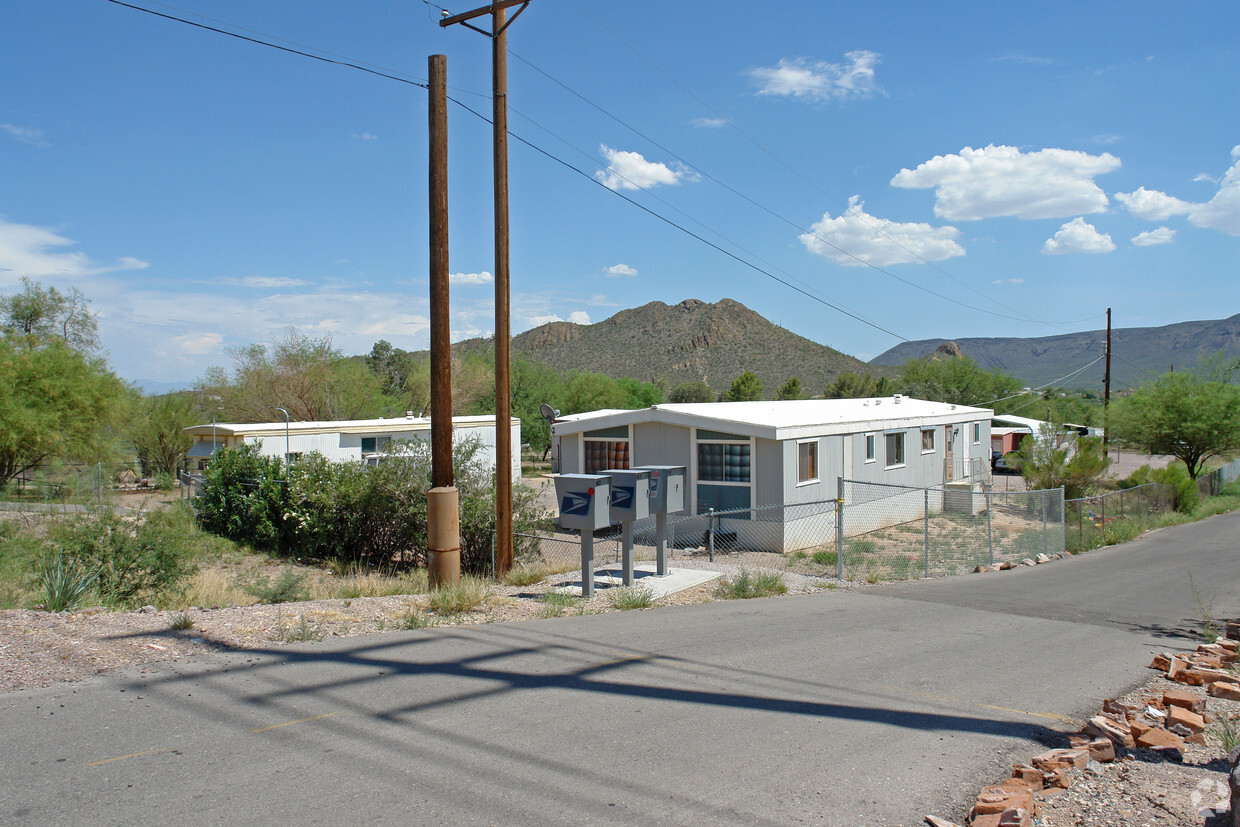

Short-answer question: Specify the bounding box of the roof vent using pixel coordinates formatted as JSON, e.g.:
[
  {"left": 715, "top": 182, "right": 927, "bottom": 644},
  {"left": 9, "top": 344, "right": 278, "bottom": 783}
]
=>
[
  {"left": 893, "top": 394, "right": 902, "bottom": 404},
  {"left": 406, "top": 411, "right": 415, "bottom": 418}
]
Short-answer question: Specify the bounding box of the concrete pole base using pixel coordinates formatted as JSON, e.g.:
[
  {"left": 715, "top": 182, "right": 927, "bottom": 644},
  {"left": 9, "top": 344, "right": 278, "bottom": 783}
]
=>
[{"left": 428, "top": 486, "right": 461, "bottom": 589}]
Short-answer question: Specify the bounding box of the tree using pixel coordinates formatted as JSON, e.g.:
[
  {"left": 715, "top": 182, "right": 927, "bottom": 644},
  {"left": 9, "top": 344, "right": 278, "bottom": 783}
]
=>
[
  {"left": 560, "top": 371, "right": 628, "bottom": 414},
  {"left": 777, "top": 377, "right": 806, "bottom": 400},
  {"left": 616, "top": 377, "right": 663, "bottom": 408},
  {"left": 1005, "top": 426, "right": 1111, "bottom": 499},
  {"left": 668, "top": 381, "right": 715, "bottom": 403},
  {"left": 0, "top": 277, "right": 100, "bottom": 354},
  {"left": 129, "top": 392, "right": 197, "bottom": 476},
  {"left": 824, "top": 372, "right": 895, "bottom": 399},
  {"left": 1108, "top": 371, "right": 1240, "bottom": 478},
  {"left": 0, "top": 336, "right": 125, "bottom": 489},
  {"left": 897, "top": 355, "right": 1022, "bottom": 407},
  {"left": 726, "top": 371, "right": 763, "bottom": 402},
  {"left": 199, "top": 329, "right": 383, "bottom": 423}
]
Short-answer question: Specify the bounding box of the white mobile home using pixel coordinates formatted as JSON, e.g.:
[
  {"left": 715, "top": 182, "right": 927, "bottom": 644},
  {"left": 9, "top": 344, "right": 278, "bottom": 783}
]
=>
[
  {"left": 550, "top": 396, "right": 992, "bottom": 551},
  {"left": 184, "top": 414, "right": 522, "bottom": 480}
]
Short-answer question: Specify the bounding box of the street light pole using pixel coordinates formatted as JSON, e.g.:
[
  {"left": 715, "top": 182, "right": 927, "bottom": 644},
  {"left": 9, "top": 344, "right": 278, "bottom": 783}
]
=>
[{"left": 275, "top": 407, "right": 289, "bottom": 465}]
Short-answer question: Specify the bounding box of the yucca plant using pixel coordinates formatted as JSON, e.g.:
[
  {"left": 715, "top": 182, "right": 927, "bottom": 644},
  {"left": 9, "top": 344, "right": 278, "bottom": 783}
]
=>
[{"left": 37, "top": 549, "right": 97, "bottom": 612}]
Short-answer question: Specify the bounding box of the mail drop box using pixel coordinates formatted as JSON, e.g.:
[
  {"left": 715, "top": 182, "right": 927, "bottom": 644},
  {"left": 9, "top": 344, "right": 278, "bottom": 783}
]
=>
[
  {"left": 601, "top": 468, "right": 650, "bottom": 522},
  {"left": 554, "top": 474, "right": 611, "bottom": 532},
  {"left": 637, "top": 465, "right": 686, "bottom": 514}
]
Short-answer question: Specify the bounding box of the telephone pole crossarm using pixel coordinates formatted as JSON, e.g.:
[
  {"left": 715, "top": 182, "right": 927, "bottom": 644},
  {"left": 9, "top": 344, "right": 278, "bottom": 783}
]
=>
[{"left": 439, "top": 1, "right": 529, "bottom": 34}]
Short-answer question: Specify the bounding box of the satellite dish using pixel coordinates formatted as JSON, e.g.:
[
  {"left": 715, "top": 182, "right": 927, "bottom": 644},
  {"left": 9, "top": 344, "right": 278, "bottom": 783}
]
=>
[{"left": 540, "top": 403, "right": 558, "bottom": 423}]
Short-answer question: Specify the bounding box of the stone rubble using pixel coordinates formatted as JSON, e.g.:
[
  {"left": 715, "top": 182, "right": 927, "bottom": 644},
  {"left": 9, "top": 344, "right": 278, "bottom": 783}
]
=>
[{"left": 924, "top": 626, "right": 1240, "bottom": 827}]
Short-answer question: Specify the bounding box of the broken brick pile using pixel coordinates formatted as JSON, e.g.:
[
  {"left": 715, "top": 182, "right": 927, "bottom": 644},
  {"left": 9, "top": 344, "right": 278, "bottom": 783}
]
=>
[
  {"left": 924, "top": 630, "right": 1240, "bottom": 827},
  {"left": 973, "top": 552, "right": 1072, "bottom": 573}
]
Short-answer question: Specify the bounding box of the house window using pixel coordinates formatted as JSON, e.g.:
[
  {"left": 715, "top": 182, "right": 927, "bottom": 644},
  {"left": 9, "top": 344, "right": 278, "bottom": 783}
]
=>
[
  {"left": 797, "top": 440, "right": 818, "bottom": 485},
  {"left": 583, "top": 426, "right": 630, "bottom": 474},
  {"left": 864, "top": 433, "right": 876, "bottom": 463},
  {"left": 361, "top": 436, "right": 391, "bottom": 454},
  {"left": 921, "top": 428, "right": 935, "bottom": 453},
  {"left": 972, "top": 423, "right": 982, "bottom": 445},
  {"left": 696, "top": 429, "right": 752, "bottom": 513},
  {"left": 885, "top": 432, "right": 905, "bottom": 467}
]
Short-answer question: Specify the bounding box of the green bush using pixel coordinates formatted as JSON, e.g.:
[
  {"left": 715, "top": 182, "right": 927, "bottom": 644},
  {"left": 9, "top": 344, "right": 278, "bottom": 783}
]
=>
[
  {"left": 714, "top": 568, "right": 787, "bottom": 599},
  {"left": 37, "top": 549, "right": 98, "bottom": 612},
  {"left": 243, "top": 570, "right": 308, "bottom": 604},
  {"left": 1121, "top": 463, "right": 1199, "bottom": 513},
  {"left": 49, "top": 509, "right": 198, "bottom": 607},
  {"left": 194, "top": 443, "right": 288, "bottom": 551}
]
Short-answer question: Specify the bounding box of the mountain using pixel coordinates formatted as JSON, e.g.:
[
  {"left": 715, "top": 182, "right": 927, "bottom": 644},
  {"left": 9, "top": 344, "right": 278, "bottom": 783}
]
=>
[
  {"left": 455, "top": 298, "right": 880, "bottom": 396},
  {"left": 869, "top": 314, "right": 1240, "bottom": 388}
]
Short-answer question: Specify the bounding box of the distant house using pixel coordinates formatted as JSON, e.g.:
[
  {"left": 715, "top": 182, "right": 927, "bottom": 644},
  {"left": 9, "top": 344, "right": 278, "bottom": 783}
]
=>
[
  {"left": 550, "top": 396, "right": 992, "bottom": 551},
  {"left": 184, "top": 414, "right": 521, "bottom": 479}
]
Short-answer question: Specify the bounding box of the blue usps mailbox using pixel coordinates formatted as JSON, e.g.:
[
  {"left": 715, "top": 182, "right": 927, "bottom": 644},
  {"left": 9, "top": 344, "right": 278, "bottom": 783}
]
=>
[
  {"left": 601, "top": 468, "right": 650, "bottom": 587},
  {"left": 636, "top": 465, "right": 686, "bottom": 576},
  {"left": 554, "top": 474, "right": 611, "bottom": 597}
]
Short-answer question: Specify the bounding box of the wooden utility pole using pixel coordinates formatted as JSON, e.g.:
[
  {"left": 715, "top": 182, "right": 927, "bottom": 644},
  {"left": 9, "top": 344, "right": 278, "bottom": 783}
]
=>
[
  {"left": 440, "top": 0, "right": 530, "bottom": 577},
  {"left": 427, "top": 53, "right": 460, "bottom": 588},
  {"left": 1103, "top": 307, "right": 1112, "bottom": 451}
]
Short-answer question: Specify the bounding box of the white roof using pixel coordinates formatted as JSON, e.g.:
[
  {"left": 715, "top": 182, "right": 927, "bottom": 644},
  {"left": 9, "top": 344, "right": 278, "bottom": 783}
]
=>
[
  {"left": 991, "top": 414, "right": 1047, "bottom": 433},
  {"left": 552, "top": 397, "right": 991, "bottom": 442},
  {"left": 185, "top": 414, "right": 517, "bottom": 438}
]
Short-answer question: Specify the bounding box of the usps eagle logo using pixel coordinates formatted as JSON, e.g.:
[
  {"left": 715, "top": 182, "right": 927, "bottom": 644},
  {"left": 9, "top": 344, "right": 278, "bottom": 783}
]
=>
[
  {"left": 611, "top": 486, "right": 634, "bottom": 509},
  {"left": 561, "top": 492, "right": 592, "bottom": 516}
]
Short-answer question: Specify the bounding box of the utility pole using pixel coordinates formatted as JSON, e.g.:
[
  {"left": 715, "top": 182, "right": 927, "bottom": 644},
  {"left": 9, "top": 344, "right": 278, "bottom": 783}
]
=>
[
  {"left": 1103, "top": 308, "right": 1111, "bottom": 451},
  {"left": 427, "top": 53, "right": 460, "bottom": 588},
  {"left": 441, "top": 0, "right": 530, "bottom": 577}
]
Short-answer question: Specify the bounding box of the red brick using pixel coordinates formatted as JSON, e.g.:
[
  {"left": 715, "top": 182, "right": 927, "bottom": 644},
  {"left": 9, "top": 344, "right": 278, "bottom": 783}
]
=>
[
  {"left": 1166, "top": 705, "right": 1205, "bottom": 734},
  {"left": 1163, "top": 687, "right": 1205, "bottom": 714},
  {"left": 1209, "top": 680, "right": 1240, "bottom": 701},
  {"left": 1134, "top": 726, "right": 1185, "bottom": 751},
  {"left": 1085, "top": 737, "right": 1116, "bottom": 762}
]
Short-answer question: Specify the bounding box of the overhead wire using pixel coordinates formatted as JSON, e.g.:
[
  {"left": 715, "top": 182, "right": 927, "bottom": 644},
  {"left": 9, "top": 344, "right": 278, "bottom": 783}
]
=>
[{"left": 563, "top": 0, "right": 1108, "bottom": 331}]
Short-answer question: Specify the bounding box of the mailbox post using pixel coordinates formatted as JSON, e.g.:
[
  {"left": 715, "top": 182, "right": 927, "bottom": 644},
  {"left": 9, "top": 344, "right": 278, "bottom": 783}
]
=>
[
  {"left": 553, "top": 474, "right": 611, "bottom": 597},
  {"left": 637, "top": 465, "right": 686, "bottom": 575},
  {"left": 602, "top": 468, "right": 651, "bottom": 586}
]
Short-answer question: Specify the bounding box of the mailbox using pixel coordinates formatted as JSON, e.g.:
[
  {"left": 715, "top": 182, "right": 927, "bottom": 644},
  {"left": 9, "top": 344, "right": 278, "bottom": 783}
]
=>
[
  {"left": 638, "top": 465, "right": 686, "bottom": 514},
  {"left": 554, "top": 474, "right": 611, "bottom": 532},
  {"left": 601, "top": 468, "right": 651, "bottom": 522}
]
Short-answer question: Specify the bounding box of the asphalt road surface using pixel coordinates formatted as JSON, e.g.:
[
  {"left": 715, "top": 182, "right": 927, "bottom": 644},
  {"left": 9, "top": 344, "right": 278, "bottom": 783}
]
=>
[{"left": 5, "top": 510, "right": 1240, "bottom": 826}]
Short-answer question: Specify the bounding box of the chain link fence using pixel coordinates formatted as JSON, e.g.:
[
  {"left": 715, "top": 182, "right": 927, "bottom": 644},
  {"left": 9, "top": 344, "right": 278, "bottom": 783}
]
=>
[
  {"left": 1064, "top": 483, "right": 1174, "bottom": 551},
  {"left": 1196, "top": 456, "right": 1240, "bottom": 498},
  {"left": 839, "top": 480, "right": 1063, "bottom": 581}
]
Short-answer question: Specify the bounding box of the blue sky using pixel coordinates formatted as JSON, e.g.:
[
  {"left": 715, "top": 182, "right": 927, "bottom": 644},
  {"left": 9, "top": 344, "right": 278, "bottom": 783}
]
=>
[{"left": 3, "top": 0, "right": 1238, "bottom": 389}]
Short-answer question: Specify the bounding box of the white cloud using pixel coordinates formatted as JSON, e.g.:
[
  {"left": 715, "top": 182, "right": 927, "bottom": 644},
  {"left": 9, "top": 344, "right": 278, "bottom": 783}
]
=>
[
  {"left": 1131, "top": 227, "right": 1176, "bottom": 247},
  {"left": 691, "top": 117, "right": 728, "bottom": 128},
  {"left": 351, "top": 132, "right": 378, "bottom": 141},
  {"left": 568, "top": 311, "right": 591, "bottom": 325},
  {"left": 1188, "top": 145, "right": 1240, "bottom": 235},
  {"left": 750, "top": 51, "right": 883, "bottom": 102},
  {"left": 588, "top": 294, "right": 617, "bottom": 307},
  {"left": 890, "top": 145, "right": 1121, "bottom": 220},
  {"left": 170, "top": 332, "right": 224, "bottom": 357},
  {"left": 524, "top": 314, "right": 563, "bottom": 327},
  {"left": 449, "top": 271, "right": 493, "bottom": 286},
  {"left": 0, "top": 218, "right": 149, "bottom": 277},
  {"left": 1114, "top": 186, "right": 1192, "bottom": 220},
  {"left": 799, "top": 196, "right": 965, "bottom": 267},
  {"left": 991, "top": 278, "right": 1025, "bottom": 284},
  {"left": 1041, "top": 217, "right": 1115, "bottom": 255},
  {"left": 604, "top": 263, "right": 637, "bottom": 277},
  {"left": 2, "top": 124, "right": 49, "bottom": 147},
  {"left": 216, "top": 275, "right": 310, "bottom": 288},
  {"left": 595, "top": 146, "right": 695, "bottom": 191}
]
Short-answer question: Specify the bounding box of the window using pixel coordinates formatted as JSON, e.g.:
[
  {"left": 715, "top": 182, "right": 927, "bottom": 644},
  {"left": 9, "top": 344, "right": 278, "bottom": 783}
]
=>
[
  {"left": 885, "top": 432, "right": 905, "bottom": 467},
  {"left": 361, "top": 436, "right": 391, "bottom": 454},
  {"left": 696, "top": 429, "right": 752, "bottom": 513},
  {"left": 921, "top": 428, "right": 935, "bottom": 453},
  {"left": 972, "top": 422, "right": 982, "bottom": 445},
  {"left": 864, "top": 433, "right": 876, "bottom": 463},
  {"left": 797, "top": 440, "right": 818, "bottom": 484},
  {"left": 583, "top": 426, "right": 630, "bottom": 474}
]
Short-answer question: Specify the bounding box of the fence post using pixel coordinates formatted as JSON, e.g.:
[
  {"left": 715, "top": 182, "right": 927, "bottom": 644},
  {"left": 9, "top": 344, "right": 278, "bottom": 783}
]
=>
[
  {"left": 707, "top": 508, "right": 715, "bottom": 563},
  {"left": 836, "top": 477, "right": 844, "bottom": 580},
  {"left": 923, "top": 488, "right": 930, "bottom": 577},
  {"left": 1119, "top": 488, "right": 1124, "bottom": 519},
  {"left": 985, "top": 490, "right": 993, "bottom": 565},
  {"left": 1041, "top": 489, "right": 1048, "bottom": 557}
]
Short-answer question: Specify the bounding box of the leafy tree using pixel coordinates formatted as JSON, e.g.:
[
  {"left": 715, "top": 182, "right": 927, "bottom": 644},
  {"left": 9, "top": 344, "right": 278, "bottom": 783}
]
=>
[
  {"left": 777, "top": 377, "right": 806, "bottom": 400},
  {"left": 1006, "top": 426, "right": 1111, "bottom": 499},
  {"left": 616, "top": 377, "right": 663, "bottom": 408},
  {"left": 0, "top": 277, "right": 100, "bottom": 354},
  {"left": 199, "top": 329, "right": 383, "bottom": 423},
  {"left": 0, "top": 335, "right": 125, "bottom": 490},
  {"left": 668, "top": 381, "right": 715, "bottom": 403},
  {"left": 1120, "top": 463, "right": 1199, "bottom": 514},
  {"left": 1108, "top": 371, "right": 1240, "bottom": 478},
  {"left": 560, "top": 371, "right": 628, "bottom": 414},
  {"left": 824, "top": 372, "right": 895, "bottom": 399},
  {"left": 726, "top": 371, "right": 763, "bottom": 402},
  {"left": 897, "top": 355, "right": 1022, "bottom": 407},
  {"left": 129, "top": 392, "right": 197, "bottom": 476}
]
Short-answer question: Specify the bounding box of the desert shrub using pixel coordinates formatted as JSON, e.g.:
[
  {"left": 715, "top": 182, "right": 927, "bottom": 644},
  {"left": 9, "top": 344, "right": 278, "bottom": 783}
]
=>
[
  {"left": 194, "top": 444, "right": 288, "bottom": 551},
  {"left": 1121, "top": 463, "right": 1199, "bottom": 513},
  {"left": 607, "top": 586, "right": 656, "bottom": 609},
  {"left": 426, "top": 577, "right": 490, "bottom": 614},
  {"left": 243, "top": 570, "right": 308, "bottom": 604},
  {"left": 714, "top": 568, "right": 787, "bottom": 599},
  {"left": 37, "top": 549, "right": 98, "bottom": 612},
  {"left": 49, "top": 509, "right": 198, "bottom": 607}
]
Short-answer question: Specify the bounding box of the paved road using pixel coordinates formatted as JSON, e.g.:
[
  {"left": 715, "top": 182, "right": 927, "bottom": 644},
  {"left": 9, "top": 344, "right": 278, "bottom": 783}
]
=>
[{"left": 4, "top": 511, "right": 1239, "bottom": 826}]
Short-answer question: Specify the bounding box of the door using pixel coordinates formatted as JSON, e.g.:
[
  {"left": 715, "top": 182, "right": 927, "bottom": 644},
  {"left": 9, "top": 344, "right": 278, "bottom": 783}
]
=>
[{"left": 943, "top": 425, "right": 955, "bottom": 481}]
